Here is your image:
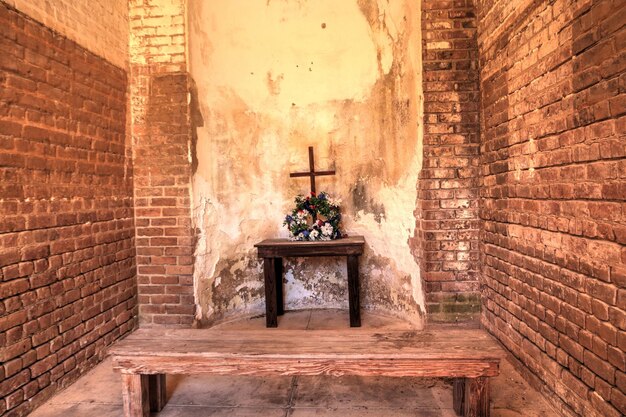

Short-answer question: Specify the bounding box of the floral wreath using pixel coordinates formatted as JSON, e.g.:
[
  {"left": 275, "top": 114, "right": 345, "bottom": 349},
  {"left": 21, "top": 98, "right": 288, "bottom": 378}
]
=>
[{"left": 284, "top": 191, "right": 343, "bottom": 241}]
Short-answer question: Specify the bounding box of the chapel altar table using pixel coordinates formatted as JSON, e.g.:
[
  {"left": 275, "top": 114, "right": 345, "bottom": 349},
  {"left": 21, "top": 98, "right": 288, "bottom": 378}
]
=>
[{"left": 255, "top": 236, "right": 365, "bottom": 328}]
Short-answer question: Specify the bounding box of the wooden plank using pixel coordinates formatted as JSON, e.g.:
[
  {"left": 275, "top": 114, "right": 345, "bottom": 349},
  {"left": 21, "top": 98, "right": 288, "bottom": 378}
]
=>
[
  {"left": 111, "top": 339, "right": 501, "bottom": 358},
  {"left": 148, "top": 374, "right": 166, "bottom": 412},
  {"left": 114, "top": 331, "right": 501, "bottom": 356},
  {"left": 111, "top": 330, "right": 503, "bottom": 380},
  {"left": 112, "top": 356, "right": 499, "bottom": 378},
  {"left": 121, "top": 373, "right": 149, "bottom": 417},
  {"left": 110, "top": 330, "right": 505, "bottom": 361},
  {"left": 464, "top": 377, "right": 490, "bottom": 417},
  {"left": 263, "top": 258, "right": 278, "bottom": 327},
  {"left": 110, "top": 346, "right": 502, "bottom": 362},
  {"left": 347, "top": 255, "right": 361, "bottom": 327},
  {"left": 120, "top": 328, "right": 498, "bottom": 343}
]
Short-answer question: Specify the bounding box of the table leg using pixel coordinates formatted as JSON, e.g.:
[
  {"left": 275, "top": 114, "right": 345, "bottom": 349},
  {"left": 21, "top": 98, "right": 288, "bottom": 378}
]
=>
[
  {"left": 347, "top": 255, "right": 361, "bottom": 327},
  {"left": 121, "top": 373, "right": 149, "bottom": 417},
  {"left": 263, "top": 257, "right": 278, "bottom": 327},
  {"left": 275, "top": 257, "right": 284, "bottom": 316}
]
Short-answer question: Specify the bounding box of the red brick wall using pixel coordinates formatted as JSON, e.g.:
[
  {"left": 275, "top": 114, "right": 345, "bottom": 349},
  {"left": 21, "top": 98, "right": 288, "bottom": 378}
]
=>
[
  {"left": 132, "top": 71, "right": 196, "bottom": 327},
  {"left": 419, "top": 0, "right": 481, "bottom": 321},
  {"left": 130, "top": 0, "right": 196, "bottom": 327},
  {"left": 477, "top": 0, "right": 625, "bottom": 415},
  {"left": 0, "top": 4, "right": 136, "bottom": 416}
]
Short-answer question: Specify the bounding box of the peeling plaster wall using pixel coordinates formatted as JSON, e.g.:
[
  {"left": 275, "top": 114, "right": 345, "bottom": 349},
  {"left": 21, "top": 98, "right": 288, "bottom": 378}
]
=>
[{"left": 188, "top": 0, "right": 424, "bottom": 326}]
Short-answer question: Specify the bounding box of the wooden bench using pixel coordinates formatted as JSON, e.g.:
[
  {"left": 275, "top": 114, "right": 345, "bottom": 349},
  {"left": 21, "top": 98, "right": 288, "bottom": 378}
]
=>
[{"left": 110, "top": 328, "right": 504, "bottom": 417}]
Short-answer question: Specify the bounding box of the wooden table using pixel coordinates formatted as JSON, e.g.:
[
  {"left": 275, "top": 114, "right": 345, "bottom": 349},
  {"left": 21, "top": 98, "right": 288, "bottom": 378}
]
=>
[
  {"left": 255, "top": 236, "right": 365, "bottom": 328},
  {"left": 110, "top": 328, "right": 504, "bottom": 417}
]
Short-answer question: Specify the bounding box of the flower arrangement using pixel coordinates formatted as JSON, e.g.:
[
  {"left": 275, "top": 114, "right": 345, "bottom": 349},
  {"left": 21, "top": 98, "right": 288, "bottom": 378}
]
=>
[{"left": 283, "top": 191, "right": 343, "bottom": 241}]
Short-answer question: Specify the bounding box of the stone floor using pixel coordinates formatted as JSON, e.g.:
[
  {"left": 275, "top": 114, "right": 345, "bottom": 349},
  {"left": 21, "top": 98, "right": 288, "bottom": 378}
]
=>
[{"left": 30, "top": 309, "right": 560, "bottom": 417}]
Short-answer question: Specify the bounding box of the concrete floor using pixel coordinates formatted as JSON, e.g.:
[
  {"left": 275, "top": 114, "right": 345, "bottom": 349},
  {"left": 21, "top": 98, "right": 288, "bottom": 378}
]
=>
[{"left": 30, "top": 309, "right": 559, "bottom": 417}]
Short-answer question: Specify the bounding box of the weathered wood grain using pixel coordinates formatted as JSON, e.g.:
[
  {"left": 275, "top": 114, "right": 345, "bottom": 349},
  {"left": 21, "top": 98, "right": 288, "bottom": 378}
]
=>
[
  {"left": 121, "top": 373, "right": 149, "bottom": 417},
  {"left": 464, "top": 377, "right": 490, "bottom": 417},
  {"left": 113, "top": 356, "right": 499, "bottom": 378},
  {"left": 112, "top": 329, "right": 502, "bottom": 417},
  {"left": 111, "top": 330, "right": 503, "bottom": 375},
  {"left": 111, "top": 329, "right": 504, "bottom": 358}
]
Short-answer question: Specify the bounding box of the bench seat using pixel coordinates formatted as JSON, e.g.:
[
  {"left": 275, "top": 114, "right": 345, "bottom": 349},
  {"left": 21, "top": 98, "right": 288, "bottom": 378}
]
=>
[{"left": 110, "top": 328, "right": 504, "bottom": 417}]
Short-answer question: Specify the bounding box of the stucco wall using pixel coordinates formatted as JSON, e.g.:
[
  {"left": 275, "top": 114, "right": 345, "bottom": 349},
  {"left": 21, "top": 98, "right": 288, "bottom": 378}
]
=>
[{"left": 188, "top": 0, "right": 424, "bottom": 326}]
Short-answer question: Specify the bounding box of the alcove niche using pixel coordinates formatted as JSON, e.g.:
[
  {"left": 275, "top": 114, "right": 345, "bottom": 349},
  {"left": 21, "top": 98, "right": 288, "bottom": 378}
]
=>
[{"left": 187, "top": 0, "right": 425, "bottom": 327}]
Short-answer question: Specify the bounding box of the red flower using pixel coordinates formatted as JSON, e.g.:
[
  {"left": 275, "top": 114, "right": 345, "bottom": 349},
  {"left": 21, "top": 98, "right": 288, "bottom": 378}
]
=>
[{"left": 310, "top": 205, "right": 316, "bottom": 210}]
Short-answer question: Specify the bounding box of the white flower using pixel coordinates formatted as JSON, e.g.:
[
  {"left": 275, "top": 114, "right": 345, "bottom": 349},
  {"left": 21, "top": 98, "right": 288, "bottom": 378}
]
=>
[
  {"left": 321, "top": 223, "right": 334, "bottom": 236},
  {"left": 297, "top": 210, "right": 308, "bottom": 219},
  {"left": 309, "top": 230, "right": 319, "bottom": 239},
  {"left": 327, "top": 197, "right": 342, "bottom": 207}
]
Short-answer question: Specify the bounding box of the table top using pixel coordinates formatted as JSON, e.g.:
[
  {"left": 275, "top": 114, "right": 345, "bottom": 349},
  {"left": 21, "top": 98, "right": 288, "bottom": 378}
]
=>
[
  {"left": 255, "top": 236, "right": 365, "bottom": 247},
  {"left": 255, "top": 236, "right": 365, "bottom": 257}
]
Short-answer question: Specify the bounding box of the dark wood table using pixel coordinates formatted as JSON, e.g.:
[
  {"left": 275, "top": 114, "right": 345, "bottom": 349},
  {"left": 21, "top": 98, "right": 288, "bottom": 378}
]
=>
[{"left": 255, "top": 236, "right": 365, "bottom": 328}]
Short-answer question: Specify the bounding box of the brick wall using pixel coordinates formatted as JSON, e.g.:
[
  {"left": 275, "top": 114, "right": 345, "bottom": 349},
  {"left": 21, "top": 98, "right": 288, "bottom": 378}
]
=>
[
  {"left": 477, "top": 0, "right": 625, "bottom": 415},
  {"left": 129, "top": 0, "right": 196, "bottom": 327},
  {"left": 0, "top": 3, "right": 136, "bottom": 416},
  {"left": 3, "top": 0, "right": 129, "bottom": 69},
  {"left": 419, "top": 0, "right": 481, "bottom": 321}
]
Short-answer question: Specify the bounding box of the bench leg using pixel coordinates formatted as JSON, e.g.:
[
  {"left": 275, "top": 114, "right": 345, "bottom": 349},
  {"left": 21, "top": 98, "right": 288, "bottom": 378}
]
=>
[
  {"left": 149, "top": 374, "right": 167, "bottom": 412},
  {"left": 263, "top": 258, "right": 278, "bottom": 327},
  {"left": 347, "top": 255, "right": 361, "bottom": 327},
  {"left": 121, "top": 373, "right": 149, "bottom": 417},
  {"left": 453, "top": 378, "right": 465, "bottom": 415},
  {"left": 453, "top": 377, "right": 490, "bottom": 417}
]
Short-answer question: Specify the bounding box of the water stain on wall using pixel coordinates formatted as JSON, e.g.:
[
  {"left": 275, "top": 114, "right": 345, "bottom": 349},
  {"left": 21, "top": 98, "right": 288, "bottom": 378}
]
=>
[
  {"left": 351, "top": 178, "right": 386, "bottom": 223},
  {"left": 188, "top": 0, "right": 424, "bottom": 327}
]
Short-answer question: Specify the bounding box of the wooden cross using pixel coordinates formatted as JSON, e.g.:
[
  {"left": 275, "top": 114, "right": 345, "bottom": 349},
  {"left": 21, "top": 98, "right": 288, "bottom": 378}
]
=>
[{"left": 289, "top": 146, "right": 335, "bottom": 194}]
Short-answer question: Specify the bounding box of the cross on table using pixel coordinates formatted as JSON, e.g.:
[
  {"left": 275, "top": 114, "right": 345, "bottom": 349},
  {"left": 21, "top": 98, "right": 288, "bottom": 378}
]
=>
[{"left": 289, "top": 146, "right": 335, "bottom": 194}]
